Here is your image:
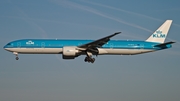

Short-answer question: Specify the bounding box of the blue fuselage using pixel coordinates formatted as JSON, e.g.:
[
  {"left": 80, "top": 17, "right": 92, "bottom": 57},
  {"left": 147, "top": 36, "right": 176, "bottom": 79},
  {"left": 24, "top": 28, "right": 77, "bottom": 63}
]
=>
[{"left": 4, "top": 39, "right": 171, "bottom": 55}]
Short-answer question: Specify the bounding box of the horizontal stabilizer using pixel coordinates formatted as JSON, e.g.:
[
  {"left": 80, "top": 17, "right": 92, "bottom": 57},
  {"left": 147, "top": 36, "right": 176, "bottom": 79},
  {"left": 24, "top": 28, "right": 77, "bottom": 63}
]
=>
[{"left": 154, "top": 41, "right": 175, "bottom": 47}]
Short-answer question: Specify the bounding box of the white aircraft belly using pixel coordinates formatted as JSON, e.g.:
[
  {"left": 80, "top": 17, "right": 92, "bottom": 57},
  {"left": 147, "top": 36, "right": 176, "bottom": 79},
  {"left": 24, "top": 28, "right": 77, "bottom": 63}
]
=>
[
  {"left": 98, "top": 48, "right": 155, "bottom": 55},
  {"left": 5, "top": 48, "right": 155, "bottom": 55},
  {"left": 5, "top": 48, "right": 63, "bottom": 54}
]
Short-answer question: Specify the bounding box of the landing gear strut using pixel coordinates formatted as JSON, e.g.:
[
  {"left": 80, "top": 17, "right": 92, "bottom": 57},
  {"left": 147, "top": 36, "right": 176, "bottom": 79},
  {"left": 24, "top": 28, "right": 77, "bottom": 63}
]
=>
[
  {"left": 84, "top": 51, "right": 95, "bottom": 63},
  {"left": 13, "top": 52, "right": 19, "bottom": 60}
]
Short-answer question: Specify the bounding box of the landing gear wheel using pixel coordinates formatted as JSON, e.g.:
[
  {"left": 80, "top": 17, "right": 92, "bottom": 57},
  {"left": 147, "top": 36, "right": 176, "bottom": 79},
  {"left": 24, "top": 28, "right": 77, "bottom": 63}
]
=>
[
  {"left": 84, "top": 57, "right": 88, "bottom": 62},
  {"left": 91, "top": 58, "right": 95, "bottom": 63},
  {"left": 84, "top": 57, "right": 95, "bottom": 63},
  {"left": 15, "top": 57, "right": 19, "bottom": 60},
  {"left": 90, "top": 58, "right": 95, "bottom": 63}
]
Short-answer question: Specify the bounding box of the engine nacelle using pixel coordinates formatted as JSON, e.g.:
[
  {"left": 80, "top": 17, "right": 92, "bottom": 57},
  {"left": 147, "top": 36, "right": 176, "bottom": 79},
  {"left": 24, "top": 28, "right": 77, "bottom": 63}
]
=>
[{"left": 62, "top": 46, "right": 79, "bottom": 59}]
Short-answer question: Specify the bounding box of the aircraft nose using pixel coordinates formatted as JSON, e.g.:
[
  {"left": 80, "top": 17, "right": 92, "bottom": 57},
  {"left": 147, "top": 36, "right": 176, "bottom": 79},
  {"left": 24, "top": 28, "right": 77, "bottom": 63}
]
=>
[
  {"left": 3, "top": 45, "right": 6, "bottom": 49},
  {"left": 3, "top": 45, "right": 8, "bottom": 50}
]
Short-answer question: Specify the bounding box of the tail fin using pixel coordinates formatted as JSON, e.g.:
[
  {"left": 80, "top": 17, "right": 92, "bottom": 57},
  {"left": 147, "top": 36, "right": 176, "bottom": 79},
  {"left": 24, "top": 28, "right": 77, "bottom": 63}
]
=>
[{"left": 146, "top": 20, "right": 172, "bottom": 43}]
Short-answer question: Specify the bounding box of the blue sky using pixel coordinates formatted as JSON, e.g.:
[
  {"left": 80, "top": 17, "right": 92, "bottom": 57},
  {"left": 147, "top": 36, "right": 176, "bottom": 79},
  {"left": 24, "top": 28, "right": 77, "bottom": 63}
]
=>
[{"left": 0, "top": 0, "right": 180, "bottom": 101}]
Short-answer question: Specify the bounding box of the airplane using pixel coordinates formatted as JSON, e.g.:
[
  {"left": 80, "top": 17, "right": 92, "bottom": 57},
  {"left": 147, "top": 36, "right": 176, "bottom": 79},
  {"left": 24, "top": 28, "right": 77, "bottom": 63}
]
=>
[{"left": 4, "top": 20, "right": 175, "bottom": 63}]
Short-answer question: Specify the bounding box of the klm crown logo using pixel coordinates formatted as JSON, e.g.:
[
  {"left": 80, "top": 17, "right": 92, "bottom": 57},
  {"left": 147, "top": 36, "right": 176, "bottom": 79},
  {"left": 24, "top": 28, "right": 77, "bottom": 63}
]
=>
[
  {"left": 153, "top": 30, "right": 166, "bottom": 38},
  {"left": 26, "top": 40, "right": 34, "bottom": 45}
]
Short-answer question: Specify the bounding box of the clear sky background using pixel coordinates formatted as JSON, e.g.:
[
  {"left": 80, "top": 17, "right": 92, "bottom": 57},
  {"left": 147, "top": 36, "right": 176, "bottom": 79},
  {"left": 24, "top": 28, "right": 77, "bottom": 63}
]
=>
[{"left": 0, "top": 0, "right": 180, "bottom": 101}]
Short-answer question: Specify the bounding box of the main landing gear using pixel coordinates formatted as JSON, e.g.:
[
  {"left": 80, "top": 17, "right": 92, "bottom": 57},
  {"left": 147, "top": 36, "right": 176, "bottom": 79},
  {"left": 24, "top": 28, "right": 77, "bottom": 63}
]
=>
[
  {"left": 84, "top": 57, "right": 95, "bottom": 63},
  {"left": 84, "top": 51, "right": 95, "bottom": 63},
  {"left": 13, "top": 52, "right": 19, "bottom": 60}
]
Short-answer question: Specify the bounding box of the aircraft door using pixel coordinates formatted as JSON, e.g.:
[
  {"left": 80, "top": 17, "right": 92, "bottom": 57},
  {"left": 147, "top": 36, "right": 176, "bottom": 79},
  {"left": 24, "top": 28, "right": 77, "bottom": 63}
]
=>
[
  {"left": 110, "top": 43, "right": 113, "bottom": 49},
  {"left": 17, "top": 42, "right": 21, "bottom": 48},
  {"left": 41, "top": 42, "right": 45, "bottom": 48},
  {"left": 140, "top": 44, "right": 144, "bottom": 49}
]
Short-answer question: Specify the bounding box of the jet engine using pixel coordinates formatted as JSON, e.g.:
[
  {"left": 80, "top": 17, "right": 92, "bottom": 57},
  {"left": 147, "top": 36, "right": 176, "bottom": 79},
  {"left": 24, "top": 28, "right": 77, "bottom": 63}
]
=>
[{"left": 62, "top": 46, "right": 79, "bottom": 59}]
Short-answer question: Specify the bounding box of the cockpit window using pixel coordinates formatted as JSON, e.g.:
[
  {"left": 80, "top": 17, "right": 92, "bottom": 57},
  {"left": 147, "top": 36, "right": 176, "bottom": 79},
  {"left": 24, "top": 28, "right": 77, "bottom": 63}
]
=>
[{"left": 7, "top": 43, "right": 11, "bottom": 45}]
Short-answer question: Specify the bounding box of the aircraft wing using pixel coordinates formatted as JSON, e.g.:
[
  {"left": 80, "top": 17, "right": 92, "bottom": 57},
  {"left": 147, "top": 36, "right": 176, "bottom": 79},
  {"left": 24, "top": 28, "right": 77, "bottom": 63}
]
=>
[{"left": 78, "top": 32, "right": 121, "bottom": 49}]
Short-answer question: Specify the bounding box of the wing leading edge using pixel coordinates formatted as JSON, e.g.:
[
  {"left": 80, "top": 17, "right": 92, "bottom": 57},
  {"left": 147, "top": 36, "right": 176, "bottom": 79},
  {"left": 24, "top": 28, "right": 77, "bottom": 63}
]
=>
[{"left": 78, "top": 32, "right": 121, "bottom": 49}]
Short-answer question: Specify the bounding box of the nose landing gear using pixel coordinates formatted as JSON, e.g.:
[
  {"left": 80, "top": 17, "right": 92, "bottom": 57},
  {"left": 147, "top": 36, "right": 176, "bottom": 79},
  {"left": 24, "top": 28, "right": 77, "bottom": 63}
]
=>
[
  {"left": 15, "top": 57, "right": 19, "bottom": 60},
  {"left": 13, "top": 52, "right": 19, "bottom": 60}
]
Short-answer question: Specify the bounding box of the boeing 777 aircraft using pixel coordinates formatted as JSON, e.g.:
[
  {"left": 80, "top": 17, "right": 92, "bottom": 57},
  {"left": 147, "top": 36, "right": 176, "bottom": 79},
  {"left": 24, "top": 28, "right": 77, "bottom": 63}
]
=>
[{"left": 4, "top": 20, "right": 175, "bottom": 63}]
